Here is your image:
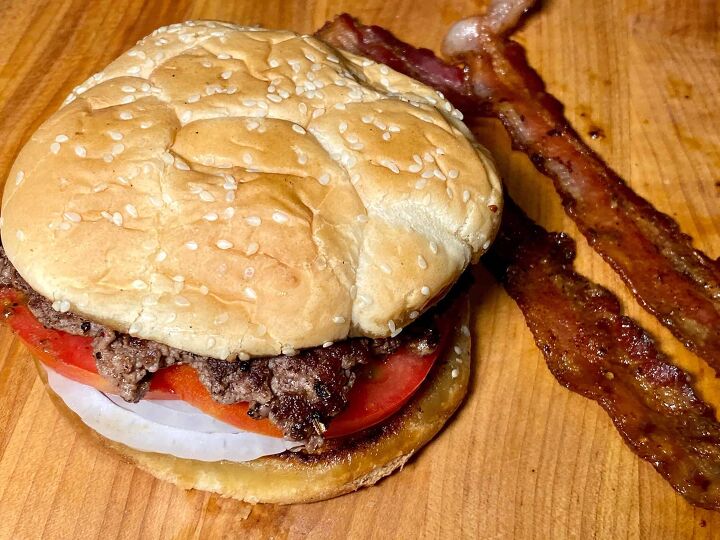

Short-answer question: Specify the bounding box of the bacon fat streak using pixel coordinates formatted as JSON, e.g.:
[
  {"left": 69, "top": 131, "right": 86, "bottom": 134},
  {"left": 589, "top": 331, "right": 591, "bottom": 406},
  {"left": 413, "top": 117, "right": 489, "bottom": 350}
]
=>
[{"left": 316, "top": 12, "right": 720, "bottom": 509}]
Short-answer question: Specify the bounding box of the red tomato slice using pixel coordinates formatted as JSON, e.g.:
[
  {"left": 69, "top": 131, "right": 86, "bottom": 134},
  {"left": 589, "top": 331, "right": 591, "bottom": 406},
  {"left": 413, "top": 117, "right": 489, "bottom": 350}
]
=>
[{"left": 0, "top": 288, "right": 442, "bottom": 439}]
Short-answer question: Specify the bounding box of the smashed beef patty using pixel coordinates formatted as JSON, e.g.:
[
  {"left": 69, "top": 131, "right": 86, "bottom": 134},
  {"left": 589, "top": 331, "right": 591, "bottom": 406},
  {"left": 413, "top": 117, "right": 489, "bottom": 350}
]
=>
[{"left": 0, "top": 246, "right": 439, "bottom": 442}]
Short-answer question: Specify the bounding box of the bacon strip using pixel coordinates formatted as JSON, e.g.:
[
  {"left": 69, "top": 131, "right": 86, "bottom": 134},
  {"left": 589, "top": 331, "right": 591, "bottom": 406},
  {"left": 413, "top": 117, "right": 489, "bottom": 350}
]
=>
[
  {"left": 316, "top": 14, "right": 720, "bottom": 509},
  {"left": 443, "top": 2, "right": 720, "bottom": 375}
]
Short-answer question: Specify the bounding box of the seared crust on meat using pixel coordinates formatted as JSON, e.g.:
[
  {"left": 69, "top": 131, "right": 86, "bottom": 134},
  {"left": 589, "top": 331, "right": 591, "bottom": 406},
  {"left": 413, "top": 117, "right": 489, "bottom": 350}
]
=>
[{"left": 38, "top": 294, "right": 471, "bottom": 504}]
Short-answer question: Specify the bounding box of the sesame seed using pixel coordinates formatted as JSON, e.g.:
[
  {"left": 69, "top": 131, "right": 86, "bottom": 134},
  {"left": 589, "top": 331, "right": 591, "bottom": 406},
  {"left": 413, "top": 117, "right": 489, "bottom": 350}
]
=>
[
  {"left": 380, "top": 159, "right": 399, "bottom": 174},
  {"left": 246, "top": 242, "right": 259, "bottom": 255},
  {"left": 332, "top": 315, "right": 346, "bottom": 324},
  {"left": 448, "top": 169, "right": 459, "bottom": 179},
  {"left": 93, "top": 183, "right": 108, "bottom": 193},
  {"left": 461, "top": 325, "right": 470, "bottom": 336},
  {"left": 408, "top": 163, "right": 422, "bottom": 173},
  {"left": 429, "top": 241, "right": 438, "bottom": 254},
  {"left": 292, "top": 124, "right": 306, "bottom": 135},
  {"left": 245, "top": 216, "right": 261, "bottom": 226},
  {"left": 16, "top": 229, "right": 25, "bottom": 241},
  {"left": 323, "top": 341, "right": 333, "bottom": 348},
  {"left": 446, "top": 187, "right": 453, "bottom": 199},
  {"left": 244, "top": 287, "right": 257, "bottom": 300},
  {"left": 108, "top": 131, "right": 123, "bottom": 141},
  {"left": 203, "top": 212, "right": 218, "bottom": 221},
  {"left": 483, "top": 240, "right": 491, "bottom": 250},
  {"left": 111, "top": 143, "right": 125, "bottom": 155},
  {"left": 172, "top": 274, "right": 185, "bottom": 282},
  {"left": 451, "top": 368, "right": 459, "bottom": 379},
  {"left": 149, "top": 196, "right": 163, "bottom": 208},
  {"left": 155, "top": 250, "right": 167, "bottom": 262},
  {"left": 463, "top": 190, "right": 470, "bottom": 203},
  {"left": 103, "top": 154, "right": 114, "bottom": 163},
  {"left": 214, "top": 313, "right": 229, "bottom": 325},
  {"left": 379, "top": 65, "right": 389, "bottom": 75},
  {"left": 140, "top": 121, "right": 152, "bottom": 129},
  {"left": 180, "top": 110, "right": 192, "bottom": 123},
  {"left": 50, "top": 142, "right": 61, "bottom": 154},
  {"left": 388, "top": 125, "right": 401, "bottom": 133},
  {"left": 220, "top": 70, "right": 232, "bottom": 79},
  {"left": 174, "top": 159, "right": 190, "bottom": 171},
  {"left": 174, "top": 295, "right": 190, "bottom": 306},
  {"left": 421, "top": 286, "right": 430, "bottom": 296},
  {"left": 382, "top": 132, "right": 391, "bottom": 141},
  {"left": 132, "top": 279, "right": 147, "bottom": 289},
  {"left": 454, "top": 346, "right": 463, "bottom": 355},
  {"left": 423, "top": 152, "right": 433, "bottom": 162},
  {"left": 217, "top": 52, "right": 231, "bottom": 60},
  {"left": 388, "top": 319, "right": 396, "bottom": 333},
  {"left": 187, "top": 94, "right": 200, "bottom": 103},
  {"left": 297, "top": 152, "right": 308, "bottom": 165},
  {"left": 380, "top": 264, "right": 392, "bottom": 274},
  {"left": 267, "top": 94, "right": 282, "bottom": 103},
  {"left": 125, "top": 205, "right": 138, "bottom": 218},
  {"left": 413, "top": 154, "right": 423, "bottom": 165},
  {"left": 199, "top": 191, "right": 215, "bottom": 202},
  {"left": 298, "top": 102, "right": 308, "bottom": 115},
  {"left": 421, "top": 169, "right": 434, "bottom": 179},
  {"left": 185, "top": 241, "right": 198, "bottom": 250},
  {"left": 338, "top": 121, "right": 348, "bottom": 134},
  {"left": 127, "top": 66, "right": 141, "bottom": 75},
  {"left": 272, "top": 211, "right": 289, "bottom": 224},
  {"left": 75, "top": 145, "right": 87, "bottom": 157},
  {"left": 318, "top": 173, "right": 330, "bottom": 185},
  {"left": 112, "top": 212, "right": 123, "bottom": 226},
  {"left": 269, "top": 59, "right": 280, "bottom": 68},
  {"left": 409, "top": 311, "right": 419, "bottom": 320},
  {"left": 244, "top": 267, "right": 255, "bottom": 278},
  {"left": 415, "top": 179, "right": 427, "bottom": 190},
  {"left": 63, "top": 212, "right": 81, "bottom": 223},
  {"left": 119, "top": 111, "right": 133, "bottom": 120},
  {"left": 417, "top": 255, "right": 428, "bottom": 269},
  {"left": 199, "top": 285, "right": 209, "bottom": 295},
  {"left": 238, "top": 351, "right": 251, "bottom": 360},
  {"left": 55, "top": 134, "right": 69, "bottom": 143},
  {"left": 120, "top": 95, "right": 135, "bottom": 105},
  {"left": 242, "top": 153, "right": 253, "bottom": 165}
]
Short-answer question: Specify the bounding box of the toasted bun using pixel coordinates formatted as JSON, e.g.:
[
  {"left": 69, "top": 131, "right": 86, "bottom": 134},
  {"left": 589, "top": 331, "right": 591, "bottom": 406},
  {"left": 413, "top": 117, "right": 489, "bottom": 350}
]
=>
[
  {"left": 2, "top": 21, "right": 501, "bottom": 359},
  {"left": 38, "top": 294, "right": 471, "bottom": 504}
]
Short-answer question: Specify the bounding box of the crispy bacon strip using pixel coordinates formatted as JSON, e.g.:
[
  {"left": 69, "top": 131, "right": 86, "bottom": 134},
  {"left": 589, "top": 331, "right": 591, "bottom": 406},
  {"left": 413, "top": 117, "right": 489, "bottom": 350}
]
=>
[
  {"left": 316, "top": 14, "right": 720, "bottom": 509},
  {"left": 488, "top": 200, "right": 720, "bottom": 509},
  {"left": 444, "top": 1, "right": 720, "bottom": 374}
]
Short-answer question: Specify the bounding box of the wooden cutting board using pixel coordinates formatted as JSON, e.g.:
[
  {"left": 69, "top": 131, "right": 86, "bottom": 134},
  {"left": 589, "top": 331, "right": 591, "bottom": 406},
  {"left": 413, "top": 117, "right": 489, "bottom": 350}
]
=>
[{"left": 1, "top": 0, "right": 719, "bottom": 537}]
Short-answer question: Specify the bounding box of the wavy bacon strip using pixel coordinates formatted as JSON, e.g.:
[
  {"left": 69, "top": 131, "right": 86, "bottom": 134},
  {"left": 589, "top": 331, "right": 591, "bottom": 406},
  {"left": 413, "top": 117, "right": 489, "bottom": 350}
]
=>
[
  {"left": 317, "top": 14, "right": 720, "bottom": 509},
  {"left": 443, "top": 1, "right": 720, "bottom": 374}
]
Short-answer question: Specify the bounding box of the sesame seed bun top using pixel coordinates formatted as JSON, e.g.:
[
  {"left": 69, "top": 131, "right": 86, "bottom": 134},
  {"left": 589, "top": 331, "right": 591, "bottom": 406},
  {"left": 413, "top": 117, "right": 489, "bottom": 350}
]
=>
[{"left": 1, "top": 20, "right": 502, "bottom": 359}]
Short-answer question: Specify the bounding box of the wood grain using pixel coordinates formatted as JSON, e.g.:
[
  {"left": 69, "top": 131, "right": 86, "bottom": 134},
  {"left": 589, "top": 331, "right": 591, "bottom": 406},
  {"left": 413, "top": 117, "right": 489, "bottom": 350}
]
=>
[{"left": 1, "top": 0, "right": 719, "bottom": 538}]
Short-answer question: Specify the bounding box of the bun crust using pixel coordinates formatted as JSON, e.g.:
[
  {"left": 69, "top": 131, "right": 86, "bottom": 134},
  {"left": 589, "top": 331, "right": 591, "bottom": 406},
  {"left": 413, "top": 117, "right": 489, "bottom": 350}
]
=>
[
  {"left": 38, "top": 295, "right": 471, "bottom": 504},
  {"left": 2, "top": 21, "right": 501, "bottom": 358}
]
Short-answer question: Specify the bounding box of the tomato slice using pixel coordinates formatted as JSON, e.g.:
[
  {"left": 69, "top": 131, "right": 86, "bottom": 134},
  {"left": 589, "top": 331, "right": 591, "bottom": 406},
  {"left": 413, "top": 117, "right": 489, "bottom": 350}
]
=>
[{"left": 0, "top": 288, "right": 442, "bottom": 439}]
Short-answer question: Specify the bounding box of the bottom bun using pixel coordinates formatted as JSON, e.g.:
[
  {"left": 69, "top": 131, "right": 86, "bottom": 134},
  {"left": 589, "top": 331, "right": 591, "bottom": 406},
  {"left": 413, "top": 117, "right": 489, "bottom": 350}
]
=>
[{"left": 37, "top": 295, "right": 471, "bottom": 504}]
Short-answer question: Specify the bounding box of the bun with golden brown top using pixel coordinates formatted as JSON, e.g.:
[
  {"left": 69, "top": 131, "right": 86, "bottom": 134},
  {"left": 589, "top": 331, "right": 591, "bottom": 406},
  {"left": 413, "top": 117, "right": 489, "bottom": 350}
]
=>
[{"left": 1, "top": 20, "right": 501, "bottom": 360}]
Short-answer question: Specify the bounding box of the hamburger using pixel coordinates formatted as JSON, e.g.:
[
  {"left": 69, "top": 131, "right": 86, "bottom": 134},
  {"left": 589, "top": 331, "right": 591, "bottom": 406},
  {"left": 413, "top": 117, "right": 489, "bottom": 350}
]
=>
[{"left": 0, "top": 20, "right": 502, "bottom": 503}]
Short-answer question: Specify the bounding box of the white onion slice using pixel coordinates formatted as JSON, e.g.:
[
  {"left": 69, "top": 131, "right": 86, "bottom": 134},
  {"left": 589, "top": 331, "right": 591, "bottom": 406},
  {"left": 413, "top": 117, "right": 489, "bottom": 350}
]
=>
[
  {"left": 45, "top": 367, "right": 299, "bottom": 462},
  {"left": 105, "top": 394, "right": 241, "bottom": 433}
]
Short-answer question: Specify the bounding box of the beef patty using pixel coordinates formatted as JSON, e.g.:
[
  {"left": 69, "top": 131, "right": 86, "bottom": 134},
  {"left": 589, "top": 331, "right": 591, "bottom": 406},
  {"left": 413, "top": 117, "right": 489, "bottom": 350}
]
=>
[{"left": 0, "top": 246, "right": 439, "bottom": 442}]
